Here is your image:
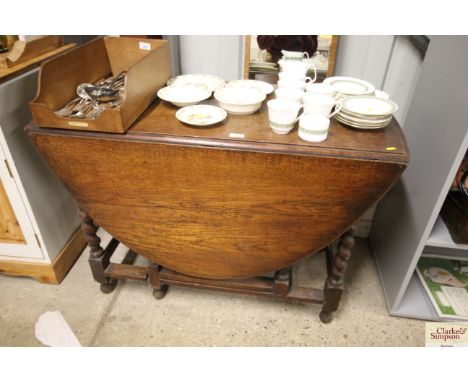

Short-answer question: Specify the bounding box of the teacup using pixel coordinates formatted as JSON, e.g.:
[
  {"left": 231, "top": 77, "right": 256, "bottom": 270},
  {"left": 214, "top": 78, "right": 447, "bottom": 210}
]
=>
[
  {"left": 278, "top": 77, "right": 314, "bottom": 91},
  {"left": 281, "top": 50, "right": 310, "bottom": 61},
  {"left": 267, "top": 99, "right": 304, "bottom": 134},
  {"left": 275, "top": 88, "right": 304, "bottom": 104},
  {"left": 298, "top": 115, "right": 330, "bottom": 143},
  {"left": 303, "top": 93, "right": 342, "bottom": 118},
  {"left": 305, "top": 83, "right": 335, "bottom": 97},
  {"left": 278, "top": 59, "right": 309, "bottom": 76},
  {"left": 279, "top": 71, "right": 310, "bottom": 82}
]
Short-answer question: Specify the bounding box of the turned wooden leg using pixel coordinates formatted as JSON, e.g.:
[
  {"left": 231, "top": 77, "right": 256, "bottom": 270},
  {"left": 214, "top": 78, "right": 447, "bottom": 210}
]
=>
[
  {"left": 319, "top": 228, "right": 355, "bottom": 323},
  {"left": 79, "top": 206, "right": 118, "bottom": 294},
  {"left": 273, "top": 267, "right": 292, "bottom": 296},
  {"left": 148, "top": 263, "right": 168, "bottom": 299}
]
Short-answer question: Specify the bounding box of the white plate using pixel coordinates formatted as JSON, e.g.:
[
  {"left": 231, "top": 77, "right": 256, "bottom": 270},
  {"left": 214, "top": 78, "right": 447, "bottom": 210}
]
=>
[
  {"left": 337, "top": 110, "right": 393, "bottom": 124},
  {"left": 167, "top": 74, "right": 225, "bottom": 93},
  {"left": 225, "top": 80, "right": 274, "bottom": 95},
  {"left": 335, "top": 113, "right": 391, "bottom": 129},
  {"left": 157, "top": 85, "right": 211, "bottom": 107},
  {"left": 250, "top": 61, "right": 277, "bottom": 69},
  {"left": 336, "top": 115, "right": 392, "bottom": 128},
  {"left": 341, "top": 96, "right": 398, "bottom": 116},
  {"left": 338, "top": 108, "right": 393, "bottom": 121},
  {"left": 176, "top": 105, "right": 227, "bottom": 126},
  {"left": 324, "top": 76, "right": 375, "bottom": 96}
]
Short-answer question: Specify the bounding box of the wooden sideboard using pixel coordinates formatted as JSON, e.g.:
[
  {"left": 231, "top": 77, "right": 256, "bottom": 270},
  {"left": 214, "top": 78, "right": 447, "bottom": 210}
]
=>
[{"left": 27, "top": 98, "right": 409, "bottom": 321}]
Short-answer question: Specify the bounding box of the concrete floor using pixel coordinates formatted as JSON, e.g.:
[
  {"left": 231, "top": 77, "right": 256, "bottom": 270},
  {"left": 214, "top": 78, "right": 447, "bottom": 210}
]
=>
[{"left": 0, "top": 231, "right": 426, "bottom": 346}]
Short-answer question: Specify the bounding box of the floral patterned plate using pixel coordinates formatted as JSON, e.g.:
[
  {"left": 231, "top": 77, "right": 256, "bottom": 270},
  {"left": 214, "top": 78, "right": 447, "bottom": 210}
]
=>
[
  {"left": 176, "top": 105, "right": 227, "bottom": 127},
  {"left": 323, "top": 76, "right": 376, "bottom": 97}
]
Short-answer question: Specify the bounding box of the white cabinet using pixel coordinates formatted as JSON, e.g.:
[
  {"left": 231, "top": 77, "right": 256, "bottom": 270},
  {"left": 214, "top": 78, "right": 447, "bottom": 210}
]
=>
[{"left": 0, "top": 68, "right": 85, "bottom": 283}]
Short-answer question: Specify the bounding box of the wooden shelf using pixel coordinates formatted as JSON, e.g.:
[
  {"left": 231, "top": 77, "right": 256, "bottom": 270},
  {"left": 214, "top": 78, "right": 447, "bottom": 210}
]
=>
[
  {"left": 0, "top": 43, "right": 75, "bottom": 85},
  {"left": 426, "top": 215, "right": 468, "bottom": 251}
]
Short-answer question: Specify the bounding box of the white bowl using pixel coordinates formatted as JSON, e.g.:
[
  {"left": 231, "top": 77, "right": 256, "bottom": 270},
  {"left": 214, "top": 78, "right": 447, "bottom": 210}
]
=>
[
  {"left": 225, "top": 80, "right": 274, "bottom": 95},
  {"left": 157, "top": 85, "right": 211, "bottom": 107},
  {"left": 214, "top": 87, "right": 266, "bottom": 115},
  {"left": 167, "top": 74, "right": 225, "bottom": 93}
]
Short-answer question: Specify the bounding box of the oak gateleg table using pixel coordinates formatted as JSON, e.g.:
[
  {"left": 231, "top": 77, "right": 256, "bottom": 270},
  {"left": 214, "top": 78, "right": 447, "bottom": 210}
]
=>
[{"left": 27, "top": 99, "right": 409, "bottom": 323}]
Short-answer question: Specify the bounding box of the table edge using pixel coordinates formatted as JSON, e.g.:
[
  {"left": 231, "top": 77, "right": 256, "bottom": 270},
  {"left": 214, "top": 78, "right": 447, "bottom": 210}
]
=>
[{"left": 25, "top": 123, "right": 410, "bottom": 165}]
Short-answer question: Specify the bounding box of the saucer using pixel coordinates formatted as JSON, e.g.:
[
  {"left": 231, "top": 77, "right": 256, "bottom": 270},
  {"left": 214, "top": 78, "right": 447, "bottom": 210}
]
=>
[{"left": 176, "top": 105, "right": 227, "bottom": 126}]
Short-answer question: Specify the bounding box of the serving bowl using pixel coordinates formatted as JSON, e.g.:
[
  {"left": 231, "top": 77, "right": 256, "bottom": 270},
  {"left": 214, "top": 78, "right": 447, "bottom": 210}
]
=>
[
  {"left": 214, "top": 87, "right": 266, "bottom": 115},
  {"left": 157, "top": 85, "right": 211, "bottom": 107},
  {"left": 167, "top": 74, "right": 225, "bottom": 93},
  {"left": 225, "top": 79, "right": 274, "bottom": 95}
]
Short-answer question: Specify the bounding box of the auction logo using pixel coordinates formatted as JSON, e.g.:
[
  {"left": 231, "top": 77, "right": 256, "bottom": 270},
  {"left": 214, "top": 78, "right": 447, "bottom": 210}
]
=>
[{"left": 425, "top": 322, "right": 468, "bottom": 347}]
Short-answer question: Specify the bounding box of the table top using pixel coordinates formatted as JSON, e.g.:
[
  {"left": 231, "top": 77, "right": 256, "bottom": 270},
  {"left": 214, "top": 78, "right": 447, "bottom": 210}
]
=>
[
  {"left": 31, "top": 96, "right": 410, "bottom": 164},
  {"left": 127, "top": 98, "right": 409, "bottom": 163}
]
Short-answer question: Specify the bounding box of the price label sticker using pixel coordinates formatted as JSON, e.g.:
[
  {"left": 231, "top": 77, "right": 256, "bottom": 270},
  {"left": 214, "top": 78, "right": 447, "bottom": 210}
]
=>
[
  {"left": 386, "top": 146, "right": 397, "bottom": 151},
  {"left": 139, "top": 41, "right": 151, "bottom": 51},
  {"left": 68, "top": 121, "right": 88, "bottom": 127},
  {"left": 229, "top": 133, "right": 245, "bottom": 139}
]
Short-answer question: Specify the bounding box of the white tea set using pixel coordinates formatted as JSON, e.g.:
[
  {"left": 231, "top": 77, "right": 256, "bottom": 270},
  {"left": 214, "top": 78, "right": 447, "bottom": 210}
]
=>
[
  {"left": 267, "top": 49, "right": 339, "bottom": 142},
  {"left": 157, "top": 49, "right": 398, "bottom": 135},
  {"left": 267, "top": 50, "right": 399, "bottom": 142}
]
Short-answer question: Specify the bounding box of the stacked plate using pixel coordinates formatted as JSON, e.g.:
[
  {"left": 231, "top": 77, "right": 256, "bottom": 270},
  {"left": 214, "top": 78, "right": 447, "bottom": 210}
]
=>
[
  {"left": 335, "top": 96, "right": 398, "bottom": 129},
  {"left": 323, "top": 76, "right": 375, "bottom": 101},
  {"left": 249, "top": 61, "right": 277, "bottom": 72}
]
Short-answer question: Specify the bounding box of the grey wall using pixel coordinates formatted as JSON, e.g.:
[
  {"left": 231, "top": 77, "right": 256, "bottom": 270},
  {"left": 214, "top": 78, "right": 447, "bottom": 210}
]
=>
[
  {"left": 334, "top": 36, "right": 395, "bottom": 88},
  {"left": 63, "top": 36, "right": 99, "bottom": 45},
  {"left": 178, "top": 35, "right": 245, "bottom": 80},
  {"left": 335, "top": 35, "right": 424, "bottom": 125},
  {"left": 163, "top": 35, "right": 181, "bottom": 77}
]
